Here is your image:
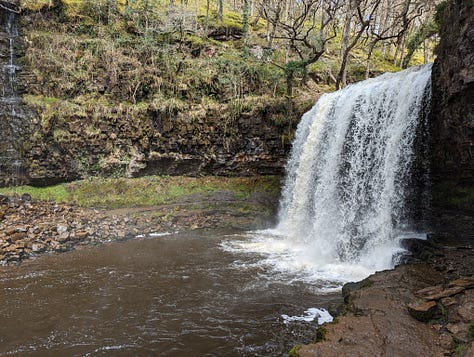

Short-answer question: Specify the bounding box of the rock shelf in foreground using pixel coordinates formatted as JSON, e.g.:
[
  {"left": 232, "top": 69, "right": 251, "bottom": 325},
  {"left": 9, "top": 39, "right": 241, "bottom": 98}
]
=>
[{"left": 296, "top": 236, "right": 474, "bottom": 357}]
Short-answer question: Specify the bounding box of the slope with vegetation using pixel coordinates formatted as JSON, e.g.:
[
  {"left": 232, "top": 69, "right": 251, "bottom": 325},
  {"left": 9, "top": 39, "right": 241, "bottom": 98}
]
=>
[{"left": 3, "top": 0, "right": 443, "bottom": 184}]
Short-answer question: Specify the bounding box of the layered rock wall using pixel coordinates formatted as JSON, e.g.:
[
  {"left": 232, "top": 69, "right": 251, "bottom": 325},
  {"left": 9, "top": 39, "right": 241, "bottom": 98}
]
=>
[
  {"left": 23, "top": 98, "right": 302, "bottom": 185},
  {"left": 430, "top": 0, "right": 474, "bottom": 186}
]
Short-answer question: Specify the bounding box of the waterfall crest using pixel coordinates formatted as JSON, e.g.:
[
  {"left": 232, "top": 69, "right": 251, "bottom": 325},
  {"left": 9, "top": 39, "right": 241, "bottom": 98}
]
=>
[{"left": 277, "top": 64, "right": 432, "bottom": 265}]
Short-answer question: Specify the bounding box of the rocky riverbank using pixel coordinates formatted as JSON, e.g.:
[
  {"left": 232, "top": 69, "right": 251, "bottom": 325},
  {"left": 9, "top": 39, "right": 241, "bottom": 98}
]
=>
[
  {"left": 295, "top": 234, "right": 474, "bottom": 357},
  {"left": 0, "top": 189, "right": 278, "bottom": 265}
]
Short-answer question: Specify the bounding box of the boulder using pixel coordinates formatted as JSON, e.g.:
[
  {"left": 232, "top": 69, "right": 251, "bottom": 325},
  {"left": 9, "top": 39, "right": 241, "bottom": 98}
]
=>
[{"left": 407, "top": 300, "right": 441, "bottom": 322}]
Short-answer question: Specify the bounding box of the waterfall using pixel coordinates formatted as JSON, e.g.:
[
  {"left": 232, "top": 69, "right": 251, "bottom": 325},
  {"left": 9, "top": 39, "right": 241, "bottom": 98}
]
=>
[
  {"left": 223, "top": 65, "right": 432, "bottom": 288},
  {"left": 277, "top": 64, "right": 432, "bottom": 265},
  {"left": 0, "top": 9, "right": 25, "bottom": 185}
]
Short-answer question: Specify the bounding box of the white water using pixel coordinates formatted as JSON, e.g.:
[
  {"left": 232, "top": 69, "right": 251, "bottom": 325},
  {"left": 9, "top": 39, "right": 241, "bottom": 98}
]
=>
[
  {"left": 224, "top": 65, "right": 432, "bottom": 288},
  {"left": 281, "top": 308, "right": 333, "bottom": 325}
]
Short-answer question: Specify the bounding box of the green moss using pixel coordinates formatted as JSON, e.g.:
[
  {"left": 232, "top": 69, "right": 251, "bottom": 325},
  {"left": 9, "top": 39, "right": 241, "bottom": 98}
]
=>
[
  {"left": 0, "top": 176, "right": 281, "bottom": 209},
  {"left": 288, "top": 345, "right": 302, "bottom": 357},
  {"left": 468, "top": 320, "right": 474, "bottom": 340},
  {"left": 20, "top": 0, "right": 52, "bottom": 11},
  {"left": 224, "top": 11, "right": 243, "bottom": 28},
  {"left": 434, "top": 1, "right": 448, "bottom": 28},
  {"left": 451, "top": 337, "right": 467, "bottom": 356},
  {"left": 315, "top": 327, "right": 327, "bottom": 342},
  {"left": 0, "top": 184, "right": 70, "bottom": 202}
]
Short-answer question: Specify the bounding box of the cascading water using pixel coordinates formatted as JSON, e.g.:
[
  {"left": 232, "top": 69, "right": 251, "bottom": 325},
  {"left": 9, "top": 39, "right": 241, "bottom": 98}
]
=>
[
  {"left": 224, "top": 64, "right": 432, "bottom": 289},
  {"left": 0, "top": 8, "right": 25, "bottom": 185}
]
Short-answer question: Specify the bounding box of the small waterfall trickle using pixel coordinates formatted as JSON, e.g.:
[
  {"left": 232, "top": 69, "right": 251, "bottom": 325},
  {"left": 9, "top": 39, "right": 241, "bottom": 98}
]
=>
[
  {"left": 0, "top": 9, "right": 25, "bottom": 186},
  {"left": 224, "top": 65, "right": 432, "bottom": 288}
]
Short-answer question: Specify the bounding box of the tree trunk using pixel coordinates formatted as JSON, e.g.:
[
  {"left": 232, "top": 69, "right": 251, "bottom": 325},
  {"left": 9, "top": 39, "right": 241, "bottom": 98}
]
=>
[
  {"left": 243, "top": 0, "right": 249, "bottom": 54},
  {"left": 267, "top": 1, "right": 281, "bottom": 50},
  {"left": 205, "top": 0, "right": 210, "bottom": 32},
  {"left": 286, "top": 70, "right": 293, "bottom": 97},
  {"left": 218, "top": 0, "right": 223, "bottom": 22},
  {"left": 365, "top": 41, "right": 377, "bottom": 79},
  {"left": 339, "top": 1, "right": 354, "bottom": 88},
  {"left": 423, "top": 39, "right": 429, "bottom": 64}
]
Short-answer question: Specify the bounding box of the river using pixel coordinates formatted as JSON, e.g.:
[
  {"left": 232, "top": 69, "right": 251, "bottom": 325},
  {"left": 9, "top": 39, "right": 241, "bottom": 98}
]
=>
[{"left": 0, "top": 230, "right": 340, "bottom": 356}]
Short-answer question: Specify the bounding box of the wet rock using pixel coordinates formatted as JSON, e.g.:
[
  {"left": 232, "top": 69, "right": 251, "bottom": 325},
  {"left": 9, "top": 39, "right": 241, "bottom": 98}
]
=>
[
  {"left": 341, "top": 278, "right": 373, "bottom": 303},
  {"left": 401, "top": 238, "right": 441, "bottom": 261},
  {"left": 408, "top": 300, "right": 441, "bottom": 322},
  {"left": 21, "top": 193, "right": 32, "bottom": 201},
  {"left": 431, "top": 0, "right": 474, "bottom": 186}
]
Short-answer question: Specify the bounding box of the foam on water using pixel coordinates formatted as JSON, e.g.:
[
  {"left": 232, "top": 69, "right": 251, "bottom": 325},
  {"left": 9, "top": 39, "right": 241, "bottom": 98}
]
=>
[
  {"left": 281, "top": 308, "right": 333, "bottom": 325},
  {"left": 222, "top": 230, "right": 404, "bottom": 290}
]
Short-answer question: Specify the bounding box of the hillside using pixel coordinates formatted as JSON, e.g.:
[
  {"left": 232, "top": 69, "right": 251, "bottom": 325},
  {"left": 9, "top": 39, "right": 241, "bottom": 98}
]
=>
[{"left": 0, "top": 0, "right": 440, "bottom": 185}]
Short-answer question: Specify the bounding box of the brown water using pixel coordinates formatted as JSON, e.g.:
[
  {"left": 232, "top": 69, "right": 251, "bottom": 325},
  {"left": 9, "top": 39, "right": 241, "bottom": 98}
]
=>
[{"left": 0, "top": 230, "right": 340, "bottom": 356}]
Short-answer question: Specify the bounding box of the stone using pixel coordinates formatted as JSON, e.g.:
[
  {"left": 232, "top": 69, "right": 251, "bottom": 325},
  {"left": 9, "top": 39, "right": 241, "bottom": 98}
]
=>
[
  {"left": 407, "top": 300, "right": 441, "bottom": 322},
  {"left": 463, "top": 342, "right": 474, "bottom": 357},
  {"left": 446, "top": 323, "right": 464, "bottom": 335},
  {"left": 449, "top": 277, "right": 474, "bottom": 289},
  {"left": 57, "top": 232, "right": 70, "bottom": 243},
  {"left": 31, "top": 242, "right": 46, "bottom": 253},
  {"left": 4, "top": 244, "right": 22, "bottom": 252},
  {"left": 9, "top": 232, "right": 27, "bottom": 242},
  {"left": 440, "top": 296, "right": 458, "bottom": 307},
  {"left": 456, "top": 291, "right": 474, "bottom": 321},
  {"left": 49, "top": 240, "right": 60, "bottom": 250},
  {"left": 416, "top": 285, "right": 444, "bottom": 298},
  {"left": 21, "top": 193, "right": 32, "bottom": 201},
  {"left": 72, "top": 231, "right": 88, "bottom": 240},
  {"left": 56, "top": 224, "right": 68, "bottom": 235},
  {"left": 423, "top": 286, "right": 466, "bottom": 301}
]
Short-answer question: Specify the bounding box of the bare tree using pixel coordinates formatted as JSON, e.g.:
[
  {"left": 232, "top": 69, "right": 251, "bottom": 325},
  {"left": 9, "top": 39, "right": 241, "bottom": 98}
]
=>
[
  {"left": 264, "top": 0, "right": 342, "bottom": 95},
  {"left": 336, "top": 0, "right": 381, "bottom": 89}
]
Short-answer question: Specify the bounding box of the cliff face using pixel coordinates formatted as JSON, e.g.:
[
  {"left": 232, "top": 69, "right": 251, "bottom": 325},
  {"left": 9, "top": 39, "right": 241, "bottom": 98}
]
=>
[
  {"left": 0, "top": 6, "right": 33, "bottom": 186},
  {"left": 23, "top": 97, "right": 302, "bottom": 186},
  {"left": 430, "top": 0, "right": 474, "bottom": 186},
  {"left": 429, "top": 0, "right": 474, "bottom": 241},
  {"left": 0, "top": 5, "right": 313, "bottom": 186}
]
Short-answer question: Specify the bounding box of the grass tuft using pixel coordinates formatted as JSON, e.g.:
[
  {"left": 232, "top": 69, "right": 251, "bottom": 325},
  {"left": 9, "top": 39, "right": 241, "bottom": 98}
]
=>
[{"left": 0, "top": 176, "right": 281, "bottom": 209}]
